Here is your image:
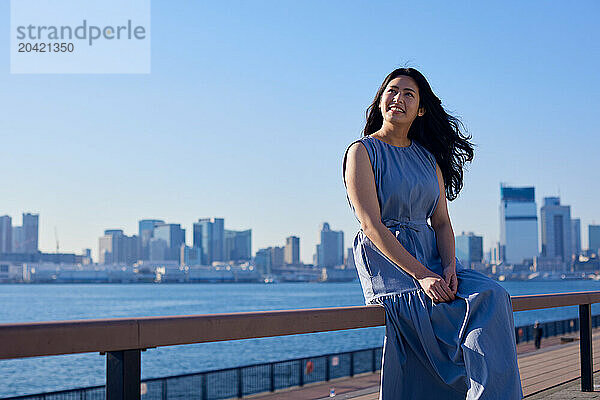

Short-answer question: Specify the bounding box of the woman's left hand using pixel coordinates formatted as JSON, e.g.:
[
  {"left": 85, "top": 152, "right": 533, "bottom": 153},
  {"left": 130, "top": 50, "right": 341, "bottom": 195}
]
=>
[{"left": 442, "top": 266, "right": 458, "bottom": 296}]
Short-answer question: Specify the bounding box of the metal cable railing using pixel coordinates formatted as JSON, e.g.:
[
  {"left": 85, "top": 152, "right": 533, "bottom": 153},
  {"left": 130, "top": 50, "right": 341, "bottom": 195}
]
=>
[{"left": 3, "top": 347, "right": 384, "bottom": 400}]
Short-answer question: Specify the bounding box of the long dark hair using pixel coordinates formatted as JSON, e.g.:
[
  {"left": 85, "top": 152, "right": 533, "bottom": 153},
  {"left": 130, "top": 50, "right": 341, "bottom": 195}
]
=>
[{"left": 363, "top": 68, "right": 474, "bottom": 201}]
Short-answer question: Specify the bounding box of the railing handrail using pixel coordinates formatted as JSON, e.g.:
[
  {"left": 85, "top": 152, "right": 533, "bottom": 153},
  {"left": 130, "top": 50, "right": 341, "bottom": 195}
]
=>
[
  {"left": 2, "top": 290, "right": 600, "bottom": 360},
  {"left": 511, "top": 291, "right": 600, "bottom": 312}
]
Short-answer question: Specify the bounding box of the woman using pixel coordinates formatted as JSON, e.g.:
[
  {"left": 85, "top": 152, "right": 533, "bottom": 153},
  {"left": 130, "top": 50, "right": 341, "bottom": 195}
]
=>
[{"left": 342, "top": 68, "right": 522, "bottom": 399}]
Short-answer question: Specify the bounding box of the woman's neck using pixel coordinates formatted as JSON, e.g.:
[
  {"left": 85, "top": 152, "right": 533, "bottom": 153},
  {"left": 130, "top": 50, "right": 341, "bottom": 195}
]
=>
[{"left": 372, "top": 122, "right": 411, "bottom": 147}]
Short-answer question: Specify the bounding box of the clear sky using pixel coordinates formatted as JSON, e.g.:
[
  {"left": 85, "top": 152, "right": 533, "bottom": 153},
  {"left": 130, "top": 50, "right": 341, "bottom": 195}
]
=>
[{"left": 1, "top": 1, "right": 599, "bottom": 263}]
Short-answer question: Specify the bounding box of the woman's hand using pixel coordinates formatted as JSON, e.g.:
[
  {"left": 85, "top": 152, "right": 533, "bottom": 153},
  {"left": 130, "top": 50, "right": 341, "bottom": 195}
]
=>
[
  {"left": 417, "top": 272, "right": 455, "bottom": 303},
  {"left": 442, "top": 266, "right": 458, "bottom": 296}
]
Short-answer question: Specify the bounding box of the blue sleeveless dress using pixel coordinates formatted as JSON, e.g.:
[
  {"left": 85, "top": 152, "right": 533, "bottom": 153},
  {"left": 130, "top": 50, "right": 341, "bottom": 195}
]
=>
[{"left": 342, "top": 136, "right": 523, "bottom": 400}]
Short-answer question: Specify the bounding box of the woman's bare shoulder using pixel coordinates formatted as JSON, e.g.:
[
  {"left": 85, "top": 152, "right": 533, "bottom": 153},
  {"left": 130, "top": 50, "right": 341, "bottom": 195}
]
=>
[
  {"left": 343, "top": 139, "right": 371, "bottom": 170},
  {"left": 345, "top": 136, "right": 372, "bottom": 158},
  {"left": 343, "top": 138, "right": 373, "bottom": 186},
  {"left": 346, "top": 140, "right": 367, "bottom": 155}
]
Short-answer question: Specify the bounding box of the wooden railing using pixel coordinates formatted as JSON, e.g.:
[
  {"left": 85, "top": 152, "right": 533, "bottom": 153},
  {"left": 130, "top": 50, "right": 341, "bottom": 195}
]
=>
[{"left": 2, "top": 291, "right": 600, "bottom": 399}]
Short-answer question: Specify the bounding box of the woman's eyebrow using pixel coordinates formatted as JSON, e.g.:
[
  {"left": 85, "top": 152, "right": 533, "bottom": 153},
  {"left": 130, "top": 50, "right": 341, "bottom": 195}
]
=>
[{"left": 389, "top": 85, "right": 416, "bottom": 93}]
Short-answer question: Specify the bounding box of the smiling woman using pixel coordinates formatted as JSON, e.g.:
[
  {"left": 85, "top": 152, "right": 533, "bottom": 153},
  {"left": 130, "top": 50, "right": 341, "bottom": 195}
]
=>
[{"left": 342, "top": 68, "right": 523, "bottom": 399}]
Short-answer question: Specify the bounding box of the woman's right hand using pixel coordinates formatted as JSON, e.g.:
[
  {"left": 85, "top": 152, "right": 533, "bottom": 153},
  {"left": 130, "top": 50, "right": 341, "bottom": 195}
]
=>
[{"left": 417, "top": 273, "right": 455, "bottom": 303}]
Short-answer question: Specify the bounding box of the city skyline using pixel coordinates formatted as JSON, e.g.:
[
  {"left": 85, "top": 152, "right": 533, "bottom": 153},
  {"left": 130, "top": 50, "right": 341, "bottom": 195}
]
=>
[
  {"left": 1, "top": 1, "right": 599, "bottom": 263},
  {"left": 2, "top": 182, "right": 598, "bottom": 266}
]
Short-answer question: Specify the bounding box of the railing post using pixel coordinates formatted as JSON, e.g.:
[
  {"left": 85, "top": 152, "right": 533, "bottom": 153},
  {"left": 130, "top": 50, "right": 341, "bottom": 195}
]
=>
[
  {"left": 269, "top": 363, "right": 275, "bottom": 392},
  {"left": 161, "top": 379, "right": 167, "bottom": 400},
  {"left": 106, "top": 349, "right": 141, "bottom": 400},
  {"left": 579, "top": 304, "right": 593, "bottom": 392},
  {"left": 299, "top": 359, "right": 304, "bottom": 387},
  {"left": 349, "top": 352, "right": 354, "bottom": 377},
  {"left": 325, "top": 355, "right": 330, "bottom": 381},
  {"left": 372, "top": 348, "right": 376, "bottom": 372},
  {"left": 237, "top": 367, "right": 243, "bottom": 398},
  {"left": 201, "top": 373, "right": 207, "bottom": 400}
]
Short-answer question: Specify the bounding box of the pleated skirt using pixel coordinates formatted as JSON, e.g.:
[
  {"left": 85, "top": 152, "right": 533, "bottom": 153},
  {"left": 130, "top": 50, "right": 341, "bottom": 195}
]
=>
[{"left": 372, "top": 269, "right": 523, "bottom": 399}]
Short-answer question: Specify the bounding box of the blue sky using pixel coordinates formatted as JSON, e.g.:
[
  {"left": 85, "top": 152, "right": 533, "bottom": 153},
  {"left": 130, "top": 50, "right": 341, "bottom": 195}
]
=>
[{"left": 1, "top": 1, "right": 599, "bottom": 263}]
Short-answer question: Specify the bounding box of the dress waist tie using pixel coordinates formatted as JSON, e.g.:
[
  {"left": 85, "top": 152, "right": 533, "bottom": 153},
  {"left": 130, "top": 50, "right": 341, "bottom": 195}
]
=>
[{"left": 384, "top": 219, "right": 429, "bottom": 233}]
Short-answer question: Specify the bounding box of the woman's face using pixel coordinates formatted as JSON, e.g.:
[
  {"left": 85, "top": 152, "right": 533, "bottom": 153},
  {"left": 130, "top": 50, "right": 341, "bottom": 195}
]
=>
[{"left": 379, "top": 75, "right": 424, "bottom": 126}]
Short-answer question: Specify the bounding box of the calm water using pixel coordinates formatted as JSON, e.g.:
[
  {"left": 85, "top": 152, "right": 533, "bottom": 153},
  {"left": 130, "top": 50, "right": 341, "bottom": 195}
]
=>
[{"left": 2, "top": 280, "right": 600, "bottom": 397}]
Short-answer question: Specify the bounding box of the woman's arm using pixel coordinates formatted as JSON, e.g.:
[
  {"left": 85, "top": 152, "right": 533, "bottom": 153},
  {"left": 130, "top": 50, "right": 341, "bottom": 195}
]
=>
[
  {"left": 344, "top": 142, "right": 454, "bottom": 303},
  {"left": 430, "top": 163, "right": 458, "bottom": 295}
]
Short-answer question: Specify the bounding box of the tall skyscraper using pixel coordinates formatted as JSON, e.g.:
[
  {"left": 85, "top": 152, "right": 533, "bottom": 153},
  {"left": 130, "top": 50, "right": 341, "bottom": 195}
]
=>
[
  {"left": 181, "top": 245, "right": 202, "bottom": 266},
  {"left": 254, "top": 248, "right": 272, "bottom": 275},
  {"left": 149, "top": 238, "right": 168, "bottom": 262},
  {"left": 270, "top": 246, "right": 284, "bottom": 268},
  {"left": 211, "top": 218, "right": 224, "bottom": 262},
  {"left": 224, "top": 229, "right": 252, "bottom": 262},
  {"left": 571, "top": 218, "right": 581, "bottom": 258},
  {"left": 22, "top": 213, "right": 39, "bottom": 254},
  {"left": 98, "top": 234, "right": 114, "bottom": 264},
  {"left": 138, "top": 219, "right": 164, "bottom": 260},
  {"left": 193, "top": 218, "right": 224, "bottom": 265},
  {"left": 12, "top": 226, "right": 24, "bottom": 253},
  {"left": 82, "top": 248, "right": 92, "bottom": 264},
  {"left": 499, "top": 185, "right": 538, "bottom": 264},
  {"left": 455, "top": 232, "right": 483, "bottom": 267},
  {"left": 540, "top": 197, "right": 572, "bottom": 262},
  {"left": 316, "top": 222, "right": 344, "bottom": 267},
  {"left": 98, "top": 229, "right": 141, "bottom": 265},
  {"left": 589, "top": 225, "right": 600, "bottom": 253},
  {"left": 0, "top": 215, "right": 12, "bottom": 253},
  {"left": 284, "top": 236, "right": 300, "bottom": 265},
  {"left": 123, "top": 234, "right": 141, "bottom": 265},
  {"left": 345, "top": 247, "right": 355, "bottom": 269},
  {"left": 153, "top": 223, "right": 185, "bottom": 262}
]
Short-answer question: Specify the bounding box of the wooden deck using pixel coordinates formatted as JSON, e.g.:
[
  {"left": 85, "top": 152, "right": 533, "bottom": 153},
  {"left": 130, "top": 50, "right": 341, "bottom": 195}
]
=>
[
  {"left": 519, "top": 333, "right": 600, "bottom": 397},
  {"left": 247, "top": 331, "right": 600, "bottom": 399}
]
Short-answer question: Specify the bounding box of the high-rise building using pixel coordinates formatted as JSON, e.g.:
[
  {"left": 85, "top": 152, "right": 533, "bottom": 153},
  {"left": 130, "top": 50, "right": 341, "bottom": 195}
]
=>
[
  {"left": 0, "top": 216, "right": 12, "bottom": 253},
  {"left": 345, "top": 247, "right": 355, "bottom": 269},
  {"left": 589, "top": 225, "right": 600, "bottom": 254},
  {"left": 224, "top": 229, "right": 252, "bottom": 262},
  {"left": 181, "top": 245, "right": 203, "bottom": 266},
  {"left": 123, "top": 235, "right": 141, "bottom": 265},
  {"left": 316, "top": 222, "right": 344, "bottom": 267},
  {"left": 571, "top": 218, "right": 581, "bottom": 258},
  {"left": 98, "top": 229, "right": 140, "bottom": 265},
  {"left": 22, "top": 213, "right": 39, "bottom": 254},
  {"left": 270, "top": 246, "right": 284, "bottom": 268},
  {"left": 138, "top": 219, "right": 164, "bottom": 260},
  {"left": 12, "top": 226, "right": 24, "bottom": 253},
  {"left": 540, "top": 197, "right": 572, "bottom": 262},
  {"left": 153, "top": 223, "right": 185, "bottom": 262},
  {"left": 499, "top": 185, "right": 538, "bottom": 264},
  {"left": 82, "top": 248, "right": 92, "bottom": 264},
  {"left": 149, "top": 238, "right": 168, "bottom": 262},
  {"left": 284, "top": 236, "right": 300, "bottom": 265},
  {"left": 254, "top": 248, "right": 272, "bottom": 275},
  {"left": 98, "top": 234, "right": 114, "bottom": 264},
  {"left": 491, "top": 243, "right": 501, "bottom": 265},
  {"left": 10, "top": 213, "right": 38, "bottom": 254},
  {"left": 455, "top": 232, "right": 483, "bottom": 267},
  {"left": 193, "top": 218, "right": 224, "bottom": 265}
]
